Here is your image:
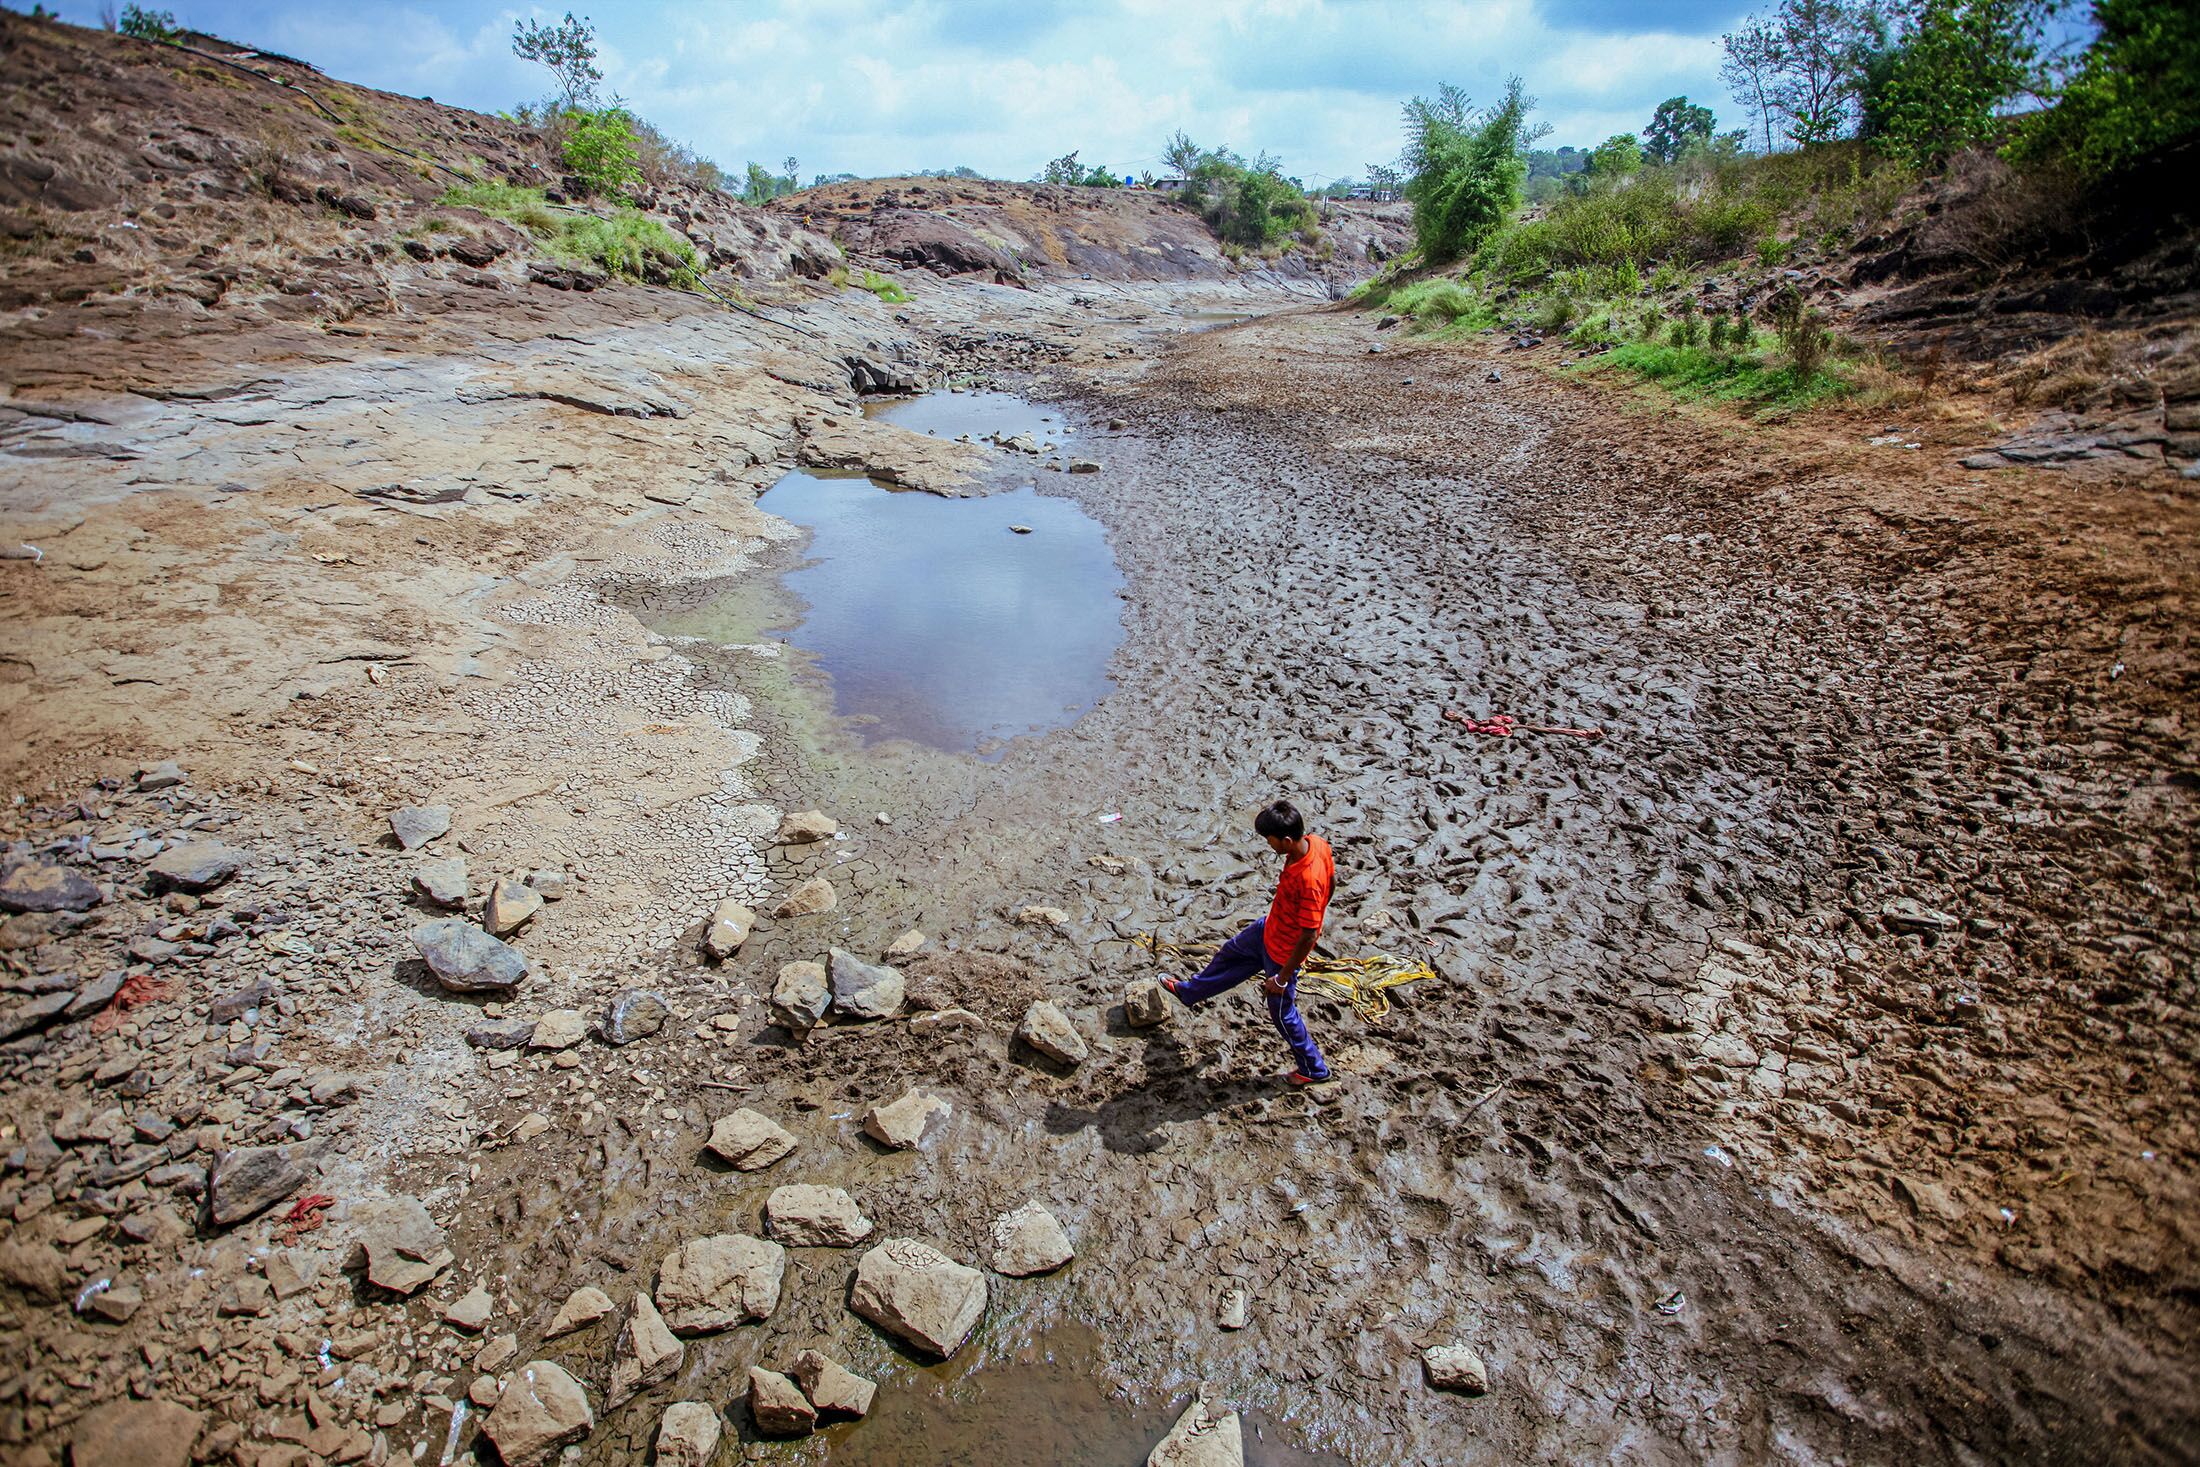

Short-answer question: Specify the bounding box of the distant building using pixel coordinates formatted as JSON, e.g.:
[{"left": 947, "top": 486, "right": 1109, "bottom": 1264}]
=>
[
  {"left": 1151, "top": 174, "right": 1189, "bottom": 191},
  {"left": 1347, "top": 183, "right": 1399, "bottom": 203}
]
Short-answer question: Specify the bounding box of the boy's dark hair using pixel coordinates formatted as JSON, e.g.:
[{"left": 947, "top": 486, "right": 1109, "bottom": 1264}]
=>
[{"left": 1254, "top": 799, "right": 1304, "bottom": 841}]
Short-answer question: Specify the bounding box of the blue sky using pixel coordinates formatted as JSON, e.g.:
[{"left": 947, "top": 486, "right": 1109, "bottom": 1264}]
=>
[{"left": 35, "top": 1, "right": 1766, "bottom": 184}]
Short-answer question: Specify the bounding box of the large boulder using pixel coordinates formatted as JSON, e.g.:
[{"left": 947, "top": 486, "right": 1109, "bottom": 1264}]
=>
[
  {"left": 848, "top": 1238, "right": 987, "bottom": 1359},
  {"left": 1017, "top": 1000, "right": 1088, "bottom": 1065},
  {"left": 604, "top": 1292, "right": 684, "bottom": 1409},
  {"left": 411, "top": 918, "right": 528, "bottom": 992},
  {"left": 790, "top": 1349, "right": 875, "bottom": 1419},
  {"left": 67, "top": 1398, "right": 203, "bottom": 1467},
  {"left": 654, "top": 1402, "right": 721, "bottom": 1467},
  {"left": 748, "top": 1367, "right": 815, "bottom": 1437},
  {"left": 146, "top": 841, "right": 243, "bottom": 893},
  {"left": 483, "top": 1360, "right": 594, "bottom": 1467},
  {"left": 655, "top": 1234, "right": 786, "bottom": 1335},
  {"left": 770, "top": 961, "right": 830, "bottom": 1037},
  {"left": 348, "top": 1196, "right": 455, "bottom": 1296},
  {"left": 206, "top": 1146, "right": 308, "bottom": 1228},
  {"left": 988, "top": 1201, "right": 1074, "bottom": 1276},
  {"left": 765, "top": 1184, "right": 873, "bottom": 1247},
  {"left": 704, "top": 1109, "right": 796, "bottom": 1171},
  {"left": 0, "top": 858, "right": 102, "bottom": 914},
  {"left": 1148, "top": 1391, "right": 1243, "bottom": 1467},
  {"left": 828, "top": 948, "right": 905, "bottom": 1021},
  {"left": 862, "top": 1089, "right": 951, "bottom": 1150}
]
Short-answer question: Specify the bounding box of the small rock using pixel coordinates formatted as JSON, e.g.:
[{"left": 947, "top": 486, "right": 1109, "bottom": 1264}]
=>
[
  {"left": 748, "top": 1367, "right": 816, "bottom": 1436},
  {"left": 988, "top": 1201, "right": 1073, "bottom": 1276},
  {"left": 703, "top": 899, "right": 754, "bottom": 960},
  {"left": 1216, "top": 1284, "right": 1249, "bottom": 1330},
  {"left": 266, "top": 1250, "right": 318, "bottom": 1300},
  {"left": 849, "top": 1237, "right": 988, "bottom": 1359},
  {"left": 484, "top": 877, "right": 543, "bottom": 936},
  {"left": 411, "top": 918, "right": 529, "bottom": 992},
  {"left": 528, "top": 1009, "right": 588, "bottom": 1051},
  {"left": 207, "top": 1146, "right": 307, "bottom": 1228},
  {"left": 605, "top": 1291, "right": 685, "bottom": 1409},
  {"left": 766, "top": 1184, "right": 874, "bottom": 1247},
  {"left": 349, "top": 1195, "right": 455, "bottom": 1296},
  {"left": 545, "top": 1285, "right": 615, "bottom": 1338},
  {"left": 772, "top": 876, "right": 836, "bottom": 918},
  {"left": 1009, "top": 524, "right": 1033, "bottom": 534},
  {"left": 146, "top": 841, "right": 243, "bottom": 893},
  {"left": 477, "top": 1333, "right": 519, "bottom": 1372},
  {"left": 790, "top": 1348, "right": 876, "bottom": 1419},
  {"left": 0, "top": 1239, "right": 68, "bottom": 1299},
  {"left": 444, "top": 1284, "right": 493, "bottom": 1332},
  {"left": 483, "top": 1360, "right": 594, "bottom": 1467},
  {"left": 654, "top": 1402, "right": 722, "bottom": 1467},
  {"left": 524, "top": 868, "right": 570, "bottom": 900},
  {"left": 601, "top": 988, "right": 670, "bottom": 1045},
  {"left": 875, "top": 811, "right": 892, "bottom": 825},
  {"left": 410, "top": 857, "right": 468, "bottom": 909},
  {"left": 1068, "top": 457, "right": 1101, "bottom": 473},
  {"left": 1123, "top": 979, "right": 1170, "bottom": 1028},
  {"left": 1017, "top": 1000, "right": 1088, "bottom": 1065},
  {"left": 828, "top": 948, "right": 905, "bottom": 1021},
  {"left": 88, "top": 1282, "right": 143, "bottom": 1323},
  {"left": 1881, "top": 897, "right": 1957, "bottom": 934},
  {"left": 770, "top": 961, "right": 830, "bottom": 1037},
  {"left": 654, "top": 1233, "right": 786, "bottom": 1335},
  {"left": 1014, "top": 904, "right": 1069, "bottom": 928},
  {"left": 389, "top": 804, "right": 452, "bottom": 850},
  {"left": 69, "top": 1399, "right": 204, "bottom": 1467},
  {"left": 1148, "top": 1390, "right": 1242, "bottom": 1466},
  {"left": 0, "top": 859, "right": 103, "bottom": 915},
  {"left": 777, "top": 809, "right": 838, "bottom": 844},
  {"left": 1422, "top": 1343, "right": 1488, "bottom": 1395},
  {"left": 885, "top": 928, "right": 927, "bottom": 958},
  {"left": 705, "top": 1109, "right": 797, "bottom": 1171},
  {"left": 470, "top": 1375, "right": 503, "bottom": 1409},
  {"left": 862, "top": 1089, "right": 951, "bottom": 1150},
  {"left": 134, "top": 760, "right": 186, "bottom": 791}
]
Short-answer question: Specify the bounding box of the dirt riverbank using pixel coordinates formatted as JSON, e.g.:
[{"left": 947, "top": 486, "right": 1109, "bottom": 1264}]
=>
[{"left": 2, "top": 262, "right": 2195, "bottom": 1467}]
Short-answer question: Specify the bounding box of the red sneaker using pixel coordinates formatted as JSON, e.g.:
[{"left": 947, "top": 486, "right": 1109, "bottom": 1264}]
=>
[
  {"left": 1285, "top": 1070, "right": 1332, "bottom": 1086},
  {"left": 1159, "top": 976, "right": 1185, "bottom": 999}
]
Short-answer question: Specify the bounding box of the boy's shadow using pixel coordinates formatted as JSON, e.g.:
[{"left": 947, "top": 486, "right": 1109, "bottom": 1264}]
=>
[{"left": 1042, "top": 1021, "right": 1273, "bottom": 1155}]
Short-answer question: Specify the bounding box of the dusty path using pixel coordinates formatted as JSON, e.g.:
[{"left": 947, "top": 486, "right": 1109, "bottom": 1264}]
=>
[{"left": 639, "top": 307, "right": 2199, "bottom": 1463}]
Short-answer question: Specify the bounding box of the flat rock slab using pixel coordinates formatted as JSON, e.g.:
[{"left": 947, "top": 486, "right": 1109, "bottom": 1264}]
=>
[
  {"left": 1148, "top": 1392, "right": 1243, "bottom": 1466},
  {"left": 705, "top": 1109, "right": 796, "bottom": 1171},
  {"left": 829, "top": 948, "right": 905, "bottom": 1020},
  {"left": 0, "top": 859, "right": 103, "bottom": 914},
  {"left": 529, "top": 1009, "right": 588, "bottom": 1050},
  {"left": 484, "top": 1360, "right": 594, "bottom": 1467},
  {"left": 411, "top": 856, "right": 468, "bottom": 908},
  {"left": 656, "top": 1233, "right": 786, "bottom": 1334},
  {"left": 69, "top": 1398, "right": 204, "bottom": 1467},
  {"left": 655, "top": 1402, "right": 722, "bottom": 1467},
  {"left": 749, "top": 1366, "right": 816, "bottom": 1436},
  {"left": 484, "top": 876, "right": 542, "bottom": 935},
  {"left": 849, "top": 1237, "right": 987, "bottom": 1359},
  {"left": 1017, "top": 1000, "right": 1088, "bottom": 1064},
  {"left": 605, "top": 1292, "right": 684, "bottom": 1408},
  {"left": 412, "top": 918, "right": 528, "bottom": 992},
  {"left": 1422, "top": 1343, "right": 1489, "bottom": 1395},
  {"left": 146, "top": 841, "right": 243, "bottom": 893},
  {"left": 988, "top": 1201, "right": 1074, "bottom": 1276},
  {"left": 207, "top": 1145, "right": 308, "bottom": 1227},
  {"left": 766, "top": 1184, "right": 874, "bottom": 1247},
  {"left": 772, "top": 876, "right": 836, "bottom": 918},
  {"left": 350, "top": 1195, "right": 455, "bottom": 1295},
  {"left": 791, "top": 1348, "right": 876, "bottom": 1419},
  {"left": 863, "top": 1089, "right": 951, "bottom": 1150},
  {"left": 389, "top": 804, "right": 452, "bottom": 850}
]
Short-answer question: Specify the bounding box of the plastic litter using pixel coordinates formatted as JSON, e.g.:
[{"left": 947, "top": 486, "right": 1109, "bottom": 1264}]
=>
[
  {"left": 1655, "top": 1289, "right": 1685, "bottom": 1315},
  {"left": 1097, "top": 812, "right": 1122, "bottom": 823},
  {"left": 75, "top": 1277, "right": 112, "bottom": 1312},
  {"left": 1703, "top": 1144, "right": 1734, "bottom": 1168}
]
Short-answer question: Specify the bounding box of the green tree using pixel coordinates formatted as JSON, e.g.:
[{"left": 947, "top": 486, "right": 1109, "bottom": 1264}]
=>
[
  {"left": 1163, "top": 130, "right": 1203, "bottom": 176},
  {"left": 1869, "top": 0, "right": 2048, "bottom": 164},
  {"left": 514, "top": 11, "right": 603, "bottom": 110},
  {"left": 2012, "top": 0, "right": 2200, "bottom": 177},
  {"left": 1039, "top": 150, "right": 1085, "bottom": 184},
  {"left": 1723, "top": 0, "right": 1880, "bottom": 147},
  {"left": 1644, "top": 96, "right": 1717, "bottom": 163},
  {"left": 563, "top": 107, "right": 642, "bottom": 198},
  {"left": 117, "top": 4, "right": 177, "bottom": 39},
  {"left": 1401, "top": 78, "right": 1541, "bottom": 262},
  {"left": 1586, "top": 133, "right": 1645, "bottom": 176}
]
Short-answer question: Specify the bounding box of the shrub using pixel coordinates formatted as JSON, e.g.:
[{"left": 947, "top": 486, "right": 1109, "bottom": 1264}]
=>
[
  {"left": 1183, "top": 151, "right": 1319, "bottom": 248},
  {"left": 1766, "top": 284, "right": 1834, "bottom": 377},
  {"left": 1538, "top": 293, "right": 1577, "bottom": 334},
  {"left": 1639, "top": 306, "right": 1667, "bottom": 339},
  {"left": 1383, "top": 277, "right": 1495, "bottom": 328},
  {"left": 1401, "top": 78, "right": 1537, "bottom": 263},
  {"left": 1709, "top": 313, "right": 1731, "bottom": 350},
  {"left": 1669, "top": 299, "right": 1704, "bottom": 347},
  {"left": 562, "top": 107, "right": 643, "bottom": 200},
  {"left": 117, "top": 4, "right": 178, "bottom": 40},
  {"left": 856, "top": 269, "right": 911, "bottom": 304},
  {"left": 1758, "top": 235, "right": 1792, "bottom": 265}
]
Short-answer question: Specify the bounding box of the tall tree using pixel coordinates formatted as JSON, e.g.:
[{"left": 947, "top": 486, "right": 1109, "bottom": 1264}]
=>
[
  {"left": 512, "top": 11, "right": 602, "bottom": 110},
  {"left": 1163, "top": 130, "right": 1204, "bottom": 176},
  {"left": 1643, "top": 96, "right": 1718, "bottom": 162},
  {"left": 1400, "top": 77, "right": 1543, "bottom": 261},
  {"left": 1723, "top": 0, "right": 1879, "bottom": 148},
  {"left": 1721, "top": 15, "right": 1786, "bottom": 151}
]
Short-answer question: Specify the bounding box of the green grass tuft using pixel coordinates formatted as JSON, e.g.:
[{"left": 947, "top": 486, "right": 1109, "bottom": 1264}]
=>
[
  {"left": 1378, "top": 277, "right": 1498, "bottom": 330},
  {"left": 856, "top": 269, "right": 911, "bottom": 304},
  {"left": 435, "top": 183, "right": 700, "bottom": 289},
  {"left": 1573, "top": 340, "right": 1854, "bottom": 413}
]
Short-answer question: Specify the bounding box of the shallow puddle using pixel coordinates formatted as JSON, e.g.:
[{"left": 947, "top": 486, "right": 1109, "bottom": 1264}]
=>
[{"left": 862, "top": 388, "right": 1068, "bottom": 445}]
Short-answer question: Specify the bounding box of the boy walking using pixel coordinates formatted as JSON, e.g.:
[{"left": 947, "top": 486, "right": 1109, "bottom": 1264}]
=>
[{"left": 1162, "top": 799, "right": 1333, "bottom": 1084}]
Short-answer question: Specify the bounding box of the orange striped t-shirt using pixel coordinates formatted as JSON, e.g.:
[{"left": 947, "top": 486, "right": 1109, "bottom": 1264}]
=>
[{"left": 1264, "top": 836, "right": 1334, "bottom": 967}]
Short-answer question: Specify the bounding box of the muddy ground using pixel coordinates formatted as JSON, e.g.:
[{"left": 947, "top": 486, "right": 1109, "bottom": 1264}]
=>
[{"left": 2, "top": 265, "right": 2195, "bottom": 1467}]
